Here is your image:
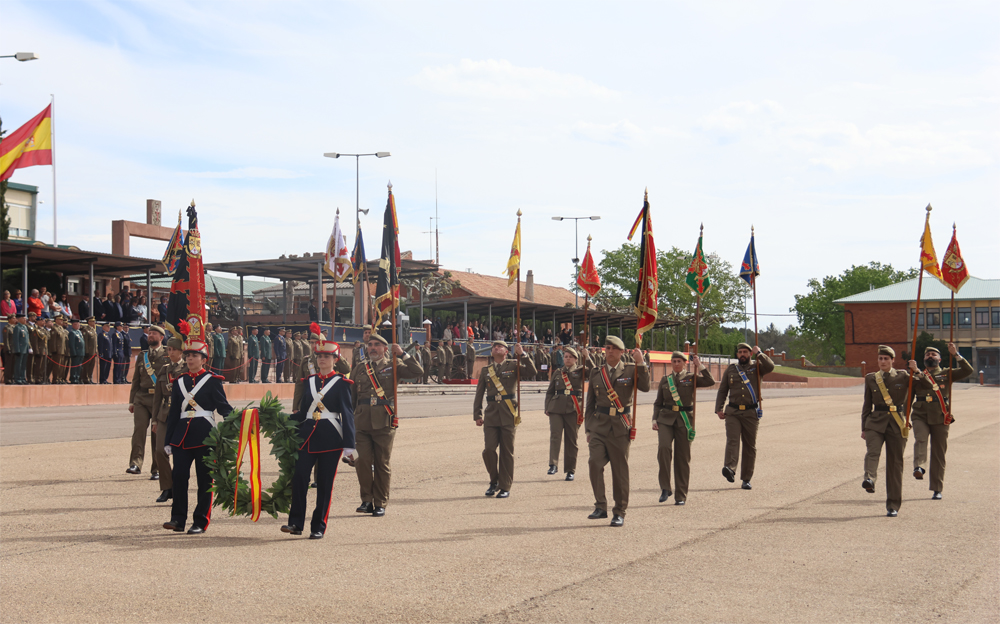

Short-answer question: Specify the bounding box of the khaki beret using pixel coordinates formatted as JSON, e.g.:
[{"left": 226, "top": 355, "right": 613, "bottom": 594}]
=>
[
  {"left": 671, "top": 351, "right": 688, "bottom": 361},
  {"left": 736, "top": 343, "right": 752, "bottom": 352},
  {"left": 924, "top": 346, "right": 941, "bottom": 356},
  {"left": 166, "top": 337, "right": 184, "bottom": 350},
  {"left": 878, "top": 345, "right": 895, "bottom": 358},
  {"left": 148, "top": 325, "right": 165, "bottom": 337},
  {"left": 492, "top": 340, "right": 509, "bottom": 349},
  {"left": 362, "top": 325, "right": 373, "bottom": 331},
  {"left": 605, "top": 335, "right": 625, "bottom": 350},
  {"left": 563, "top": 347, "right": 579, "bottom": 359},
  {"left": 369, "top": 333, "right": 388, "bottom": 346}
]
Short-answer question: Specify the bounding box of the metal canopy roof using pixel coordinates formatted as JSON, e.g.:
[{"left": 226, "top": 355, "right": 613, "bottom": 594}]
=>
[
  {"left": 203, "top": 254, "right": 439, "bottom": 282},
  {"left": 418, "top": 295, "right": 678, "bottom": 330},
  {"left": 0, "top": 240, "right": 166, "bottom": 278}
]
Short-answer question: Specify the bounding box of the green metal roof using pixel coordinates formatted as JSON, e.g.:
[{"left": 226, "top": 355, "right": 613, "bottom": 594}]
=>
[
  {"left": 834, "top": 276, "right": 1000, "bottom": 305},
  {"left": 127, "top": 272, "right": 278, "bottom": 299},
  {"left": 6, "top": 182, "right": 38, "bottom": 193}
]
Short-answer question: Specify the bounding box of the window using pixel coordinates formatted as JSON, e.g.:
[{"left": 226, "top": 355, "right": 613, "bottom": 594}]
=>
[
  {"left": 976, "top": 307, "right": 990, "bottom": 328},
  {"left": 925, "top": 309, "right": 940, "bottom": 329},
  {"left": 992, "top": 308, "right": 1000, "bottom": 328},
  {"left": 911, "top": 308, "right": 924, "bottom": 329},
  {"left": 67, "top": 279, "right": 81, "bottom": 295},
  {"left": 942, "top": 309, "right": 952, "bottom": 328},
  {"left": 958, "top": 307, "right": 972, "bottom": 328}
]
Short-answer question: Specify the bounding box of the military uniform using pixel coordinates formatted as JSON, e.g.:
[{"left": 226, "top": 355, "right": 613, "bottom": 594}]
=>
[
  {"left": 224, "top": 330, "right": 240, "bottom": 382},
  {"left": 585, "top": 338, "right": 650, "bottom": 522},
  {"left": 465, "top": 340, "right": 476, "bottom": 380},
  {"left": 1, "top": 318, "right": 14, "bottom": 384},
  {"left": 652, "top": 354, "right": 715, "bottom": 504},
  {"left": 211, "top": 330, "right": 226, "bottom": 377},
  {"left": 98, "top": 325, "right": 113, "bottom": 383},
  {"left": 274, "top": 331, "right": 288, "bottom": 382},
  {"left": 472, "top": 344, "right": 537, "bottom": 495},
  {"left": 121, "top": 328, "right": 132, "bottom": 382},
  {"left": 420, "top": 343, "right": 432, "bottom": 384},
  {"left": 260, "top": 332, "right": 273, "bottom": 382},
  {"left": 285, "top": 346, "right": 356, "bottom": 538},
  {"left": 247, "top": 330, "right": 260, "bottom": 382},
  {"left": 27, "top": 317, "right": 46, "bottom": 384},
  {"left": 910, "top": 348, "right": 973, "bottom": 495},
  {"left": 81, "top": 319, "right": 98, "bottom": 384},
  {"left": 11, "top": 317, "right": 30, "bottom": 384},
  {"left": 543, "top": 347, "right": 589, "bottom": 478},
  {"left": 436, "top": 340, "right": 453, "bottom": 382},
  {"left": 49, "top": 320, "right": 68, "bottom": 384},
  {"left": 111, "top": 326, "right": 125, "bottom": 383},
  {"left": 714, "top": 345, "right": 774, "bottom": 486},
  {"left": 67, "top": 322, "right": 85, "bottom": 384},
  {"left": 129, "top": 334, "right": 170, "bottom": 474},
  {"left": 860, "top": 346, "right": 912, "bottom": 515},
  {"left": 293, "top": 342, "right": 350, "bottom": 411},
  {"left": 350, "top": 345, "right": 423, "bottom": 513},
  {"left": 152, "top": 352, "right": 186, "bottom": 498}
]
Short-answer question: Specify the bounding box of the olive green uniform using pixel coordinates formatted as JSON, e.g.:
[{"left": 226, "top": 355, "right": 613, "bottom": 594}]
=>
[
  {"left": 129, "top": 345, "right": 170, "bottom": 473},
  {"left": 28, "top": 321, "right": 47, "bottom": 384},
  {"left": 151, "top": 359, "right": 186, "bottom": 491},
  {"left": 420, "top": 343, "right": 432, "bottom": 384},
  {"left": 473, "top": 353, "right": 537, "bottom": 491},
  {"left": 714, "top": 354, "right": 774, "bottom": 482},
  {"left": 652, "top": 367, "right": 715, "bottom": 502},
  {"left": 910, "top": 356, "right": 973, "bottom": 492},
  {"left": 585, "top": 359, "right": 650, "bottom": 517},
  {"left": 81, "top": 323, "right": 98, "bottom": 383},
  {"left": 861, "top": 368, "right": 911, "bottom": 512},
  {"left": 436, "top": 341, "right": 453, "bottom": 382},
  {"left": 350, "top": 352, "right": 424, "bottom": 508},
  {"left": 544, "top": 363, "right": 586, "bottom": 475},
  {"left": 48, "top": 323, "right": 68, "bottom": 384}
]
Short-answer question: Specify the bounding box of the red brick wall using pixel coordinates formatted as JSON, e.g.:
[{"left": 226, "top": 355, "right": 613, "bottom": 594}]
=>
[{"left": 843, "top": 302, "right": 910, "bottom": 368}]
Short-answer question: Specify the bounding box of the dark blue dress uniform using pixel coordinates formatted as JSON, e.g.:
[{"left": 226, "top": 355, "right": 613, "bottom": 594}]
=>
[
  {"left": 286, "top": 371, "right": 356, "bottom": 537},
  {"left": 111, "top": 328, "right": 125, "bottom": 383},
  {"left": 97, "top": 327, "right": 112, "bottom": 383},
  {"left": 164, "top": 368, "right": 233, "bottom": 532}
]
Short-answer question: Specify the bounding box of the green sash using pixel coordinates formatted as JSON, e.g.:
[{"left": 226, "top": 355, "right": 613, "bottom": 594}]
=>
[{"left": 666, "top": 374, "right": 695, "bottom": 441}]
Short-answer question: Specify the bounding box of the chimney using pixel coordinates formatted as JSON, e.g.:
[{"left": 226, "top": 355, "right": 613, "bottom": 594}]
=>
[{"left": 525, "top": 270, "right": 535, "bottom": 302}]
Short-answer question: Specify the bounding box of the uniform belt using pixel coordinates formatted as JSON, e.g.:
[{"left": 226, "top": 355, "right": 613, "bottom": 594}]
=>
[
  {"left": 148, "top": 388, "right": 156, "bottom": 394},
  {"left": 729, "top": 402, "right": 758, "bottom": 411},
  {"left": 487, "top": 394, "right": 514, "bottom": 403},
  {"left": 561, "top": 389, "right": 582, "bottom": 397},
  {"left": 873, "top": 405, "right": 898, "bottom": 412},
  {"left": 368, "top": 396, "right": 393, "bottom": 407},
  {"left": 667, "top": 405, "right": 693, "bottom": 412},
  {"left": 181, "top": 409, "right": 216, "bottom": 426},
  {"left": 312, "top": 409, "right": 342, "bottom": 422},
  {"left": 596, "top": 405, "right": 630, "bottom": 416},
  {"left": 925, "top": 395, "right": 934, "bottom": 402}
]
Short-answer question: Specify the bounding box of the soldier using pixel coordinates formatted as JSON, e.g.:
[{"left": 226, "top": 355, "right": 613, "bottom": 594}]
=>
[
  {"left": 246, "top": 326, "right": 259, "bottom": 383},
  {"left": 715, "top": 343, "right": 774, "bottom": 490},
  {"left": 293, "top": 324, "right": 350, "bottom": 412},
  {"left": 11, "top": 314, "right": 31, "bottom": 384},
  {"left": 151, "top": 336, "right": 186, "bottom": 503},
  {"left": 98, "top": 322, "right": 113, "bottom": 384},
  {"left": 26, "top": 312, "right": 43, "bottom": 384},
  {"left": 910, "top": 343, "right": 973, "bottom": 500},
  {"left": 274, "top": 327, "right": 288, "bottom": 383},
  {"left": 121, "top": 325, "right": 132, "bottom": 382},
  {"left": 652, "top": 352, "right": 715, "bottom": 505},
  {"left": 260, "top": 327, "right": 273, "bottom": 383},
  {"left": 352, "top": 325, "right": 373, "bottom": 369},
  {"left": 281, "top": 338, "right": 356, "bottom": 539},
  {"left": 162, "top": 338, "right": 233, "bottom": 535},
  {"left": 534, "top": 345, "right": 547, "bottom": 382},
  {"left": 861, "top": 345, "right": 918, "bottom": 517},
  {"left": 111, "top": 322, "right": 126, "bottom": 384},
  {"left": 49, "top": 315, "right": 69, "bottom": 384},
  {"left": 224, "top": 327, "right": 240, "bottom": 383},
  {"left": 290, "top": 331, "right": 303, "bottom": 384},
  {"left": 127, "top": 326, "right": 169, "bottom": 477},
  {"left": 67, "top": 318, "right": 85, "bottom": 384},
  {"left": 466, "top": 336, "right": 476, "bottom": 380},
  {"left": 584, "top": 335, "right": 649, "bottom": 527},
  {"left": 349, "top": 333, "right": 423, "bottom": 516},
  {"left": 235, "top": 326, "right": 246, "bottom": 382},
  {"left": 81, "top": 316, "right": 98, "bottom": 384},
  {"left": 437, "top": 339, "right": 453, "bottom": 383},
  {"left": 544, "top": 346, "right": 589, "bottom": 481},
  {"left": 1, "top": 314, "right": 14, "bottom": 383},
  {"left": 420, "top": 340, "right": 432, "bottom": 385},
  {"left": 211, "top": 325, "right": 226, "bottom": 377},
  {"left": 204, "top": 322, "right": 214, "bottom": 369},
  {"left": 473, "top": 341, "right": 537, "bottom": 498}
]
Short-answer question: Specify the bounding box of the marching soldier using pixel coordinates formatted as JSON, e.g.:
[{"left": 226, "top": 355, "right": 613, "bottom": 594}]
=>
[
  {"left": 67, "top": 318, "right": 85, "bottom": 384},
  {"left": 543, "top": 346, "right": 590, "bottom": 481},
  {"left": 224, "top": 327, "right": 240, "bottom": 382},
  {"left": 81, "top": 316, "right": 98, "bottom": 384},
  {"left": 473, "top": 341, "right": 537, "bottom": 498},
  {"left": 260, "top": 327, "right": 273, "bottom": 382},
  {"left": 282, "top": 338, "right": 356, "bottom": 539},
  {"left": 715, "top": 343, "right": 774, "bottom": 490},
  {"left": 98, "top": 322, "right": 113, "bottom": 384},
  {"left": 910, "top": 343, "right": 973, "bottom": 500},
  {"left": 246, "top": 326, "right": 259, "bottom": 383},
  {"left": 162, "top": 337, "right": 233, "bottom": 535},
  {"left": 652, "top": 352, "right": 715, "bottom": 505},
  {"left": 127, "top": 326, "right": 169, "bottom": 477},
  {"left": 585, "top": 335, "right": 649, "bottom": 527},
  {"left": 349, "top": 333, "right": 423, "bottom": 516},
  {"left": 861, "top": 346, "right": 918, "bottom": 517},
  {"left": 151, "top": 336, "right": 186, "bottom": 503}
]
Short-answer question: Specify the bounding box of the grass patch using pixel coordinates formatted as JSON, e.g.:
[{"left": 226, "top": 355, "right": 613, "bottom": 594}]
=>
[{"left": 771, "top": 365, "right": 855, "bottom": 378}]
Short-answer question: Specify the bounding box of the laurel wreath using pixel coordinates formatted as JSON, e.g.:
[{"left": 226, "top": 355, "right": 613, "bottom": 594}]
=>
[{"left": 202, "top": 393, "right": 301, "bottom": 519}]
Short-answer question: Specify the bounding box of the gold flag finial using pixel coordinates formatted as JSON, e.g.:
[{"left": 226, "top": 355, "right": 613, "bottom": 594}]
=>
[
  {"left": 190, "top": 199, "right": 196, "bottom": 208},
  {"left": 926, "top": 203, "right": 932, "bottom": 213},
  {"left": 336, "top": 207, "right": 340, "bottom": 215},
  {"left": 388, "top": 180, "right": 393, "bottom": 190},
  {"left": 517, "top": 208, "right": 522, "bottom": 217},
  {"left": 751, "top": 224, "right": 755, "bottom": 234},
  {"left": 587, "top": 234, "right": 592, "bottom": 243}
]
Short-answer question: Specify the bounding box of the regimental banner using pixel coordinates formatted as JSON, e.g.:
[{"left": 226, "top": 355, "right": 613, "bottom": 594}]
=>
[
  {"left": 577, "top": 238, "right": 601, "bottom": 298},
  {"left": 739, "top": 230, "right": 760, "bottom": 286},
  {"left": 919, "top": 214, "right": 944, "bottom": 284},
  {"left": 940, "top": 226, "right": 970, "bottom": 294},
  {"left": 325, "top": 211, "right": 353, "bottom": 283},
  {"left": 161, "top": 210, "right": 185, "bottom": 276},
  {"left": 506, "top": 219, "right": 521, "bottom": 287},
  {"left": 627, "top": 189, "right": 658, "bottom": 338},
  {"left": 373, "top": 184, "right": 400, "bottom": 328},
  {"left": 685, "top": 228, "right": 711, "bottom": 297},
  {"left": 163, "top": 202, "right": 207, "bottom": 343},
  {"left": 351, "top": 225, "right": 367, "bottom": 285},
  {"left": 0, "top": 104, "right": 53, "bottom": 181}
]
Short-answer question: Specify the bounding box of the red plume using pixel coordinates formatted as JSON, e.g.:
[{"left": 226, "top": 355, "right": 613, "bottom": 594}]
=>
[
  {"left": 178, "top": 320, "right": 191, "bottom": 337},
  {"left": 310, "top": 322, "right": 322, "bottom": 337}
]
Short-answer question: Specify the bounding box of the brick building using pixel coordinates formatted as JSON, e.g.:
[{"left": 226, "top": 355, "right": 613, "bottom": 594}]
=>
[{"left": 835, "top": 276, "right": 999, "bottom": 383}]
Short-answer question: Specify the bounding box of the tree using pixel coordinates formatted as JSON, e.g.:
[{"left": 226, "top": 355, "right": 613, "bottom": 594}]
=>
[{"left": 791, "top": 262, "right": 918, "bottom": 364}]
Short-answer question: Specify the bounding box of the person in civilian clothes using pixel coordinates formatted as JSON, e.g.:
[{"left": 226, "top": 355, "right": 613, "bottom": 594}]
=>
[
  {"left": 282, "top": 339, "right": 356, "bottom": 539},
  {"left": 161, "top": 336, "right": 233, "bottom": 535}
]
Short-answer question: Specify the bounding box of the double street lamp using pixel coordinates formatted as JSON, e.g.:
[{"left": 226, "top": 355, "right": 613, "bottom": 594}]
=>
[
  {"left": 323, "top": 151, "right": 391, "bottom": 234},
  {"left": 552, "top": 215, "right": 601, "bottom": 308}
]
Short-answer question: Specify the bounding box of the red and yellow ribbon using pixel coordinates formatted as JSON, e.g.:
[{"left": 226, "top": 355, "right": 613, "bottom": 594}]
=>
[{"left": 234, "top": 407, "right": 262, "bottom": 522}]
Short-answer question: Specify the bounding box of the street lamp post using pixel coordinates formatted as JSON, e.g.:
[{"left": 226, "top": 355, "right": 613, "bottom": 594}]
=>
[
  {"left": 0, "top": 52, "right": 38, "bottom": 61},
  {"left": 552, "top": 215, "right": 601, "bottom": 308},
  {"left": 324, "top": 151, "right": 390, "bottom": 323}
]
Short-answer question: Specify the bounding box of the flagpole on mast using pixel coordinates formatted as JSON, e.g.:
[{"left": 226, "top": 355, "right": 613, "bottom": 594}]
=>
[
  {"left": 947, "top": 222, "right": 956, "bottom": 425},
  {"left": 390, "top": 184, "right": 399, "bottom": 427},
  {"left": 515, "top": 209, "right": 522, "bottom": 423},
  {"left": 904, "top": 204, "right": 933, "bottom": 430},
  {"left": 692, "top": 223, "right": 704, "bottom": 431},
  {"left": 50, "top": 94, "right": 57, "bottom": 246},
  {"left": 751, "top": 225, "right": 762, "bottom": 413}
]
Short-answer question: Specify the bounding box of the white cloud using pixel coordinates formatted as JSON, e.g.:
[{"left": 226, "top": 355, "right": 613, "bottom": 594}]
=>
[
  {"left": 410, "top": 59, "right": 619, "bottom": 101},
  {"left": 571, "top": 120, "right": 642, "bottom": 146}
]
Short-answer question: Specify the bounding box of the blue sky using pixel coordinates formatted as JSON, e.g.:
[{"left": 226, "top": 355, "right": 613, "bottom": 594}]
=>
[{"left": 3, "top": 0, "right": 997, "bottom": 327}]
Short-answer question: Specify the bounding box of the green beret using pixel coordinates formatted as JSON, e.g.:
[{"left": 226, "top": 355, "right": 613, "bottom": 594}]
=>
[
  {"left": 878, "top": 345, "right": 895, "bottom": 358},
  {"left": 671, "top": 351, "right": 688, "bottom": 361},
  {"left": 924, "top": 346, "right": 940, "bottom": 356},
  {"left": 166, "top": 337, "right": 184, "bottom": 350},
  {"left": 604, "top": 335, "right": 625, "bottom": 350},
  {"left": 563, "top": 347, "right": 579, "bottom": 359},
  {"left": 369, "top": 333, "right": 388, "bottom": 346},
  {"left": 148, "top": 325, "right": 165, "bottom": 337},
  {"left": 736, "top": 343, "right": 752, "bottom": 352}
]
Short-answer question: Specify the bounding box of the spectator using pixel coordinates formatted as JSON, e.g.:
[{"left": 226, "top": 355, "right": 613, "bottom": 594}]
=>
[
  {"left": 122, "top": 295, "right": 134, "bottom": 325},
  {"left": 156, "top": 295, "right": 168, "bottom": 324},
  {"left": 322, "top": 302, "right": 331, "bottom": 322},
  {"left": 39, "top": 287, "right": 51, "bottom": 318},
  {"left": 12, "top": 290, "right": 24, "bottom": 314},
  {"left": 27, "top": 289, "right": 44, "bottom": 317},
  {"left": 0, "top": 291, "right": 16, "bottom": 317},
  {"left": 308, "top": 301, "right": 318, "bottom": 322},
  {"left": 58, "top": 293, "right": 73, "bottom": 319},
  {"left": 133, "top": 296, "right": 148, "bottom": 325},
  {"left": 77, "top": 296, "right": 90, "bottom": 321}
]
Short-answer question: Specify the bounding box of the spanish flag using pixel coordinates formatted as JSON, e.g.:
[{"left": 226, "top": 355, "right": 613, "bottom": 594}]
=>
[{"left": 0, "top": 105, "right": 52, "bottom": 181}]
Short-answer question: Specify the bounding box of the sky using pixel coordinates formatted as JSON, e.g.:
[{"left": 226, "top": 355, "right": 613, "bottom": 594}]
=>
[{"left": 2, "top": 0, "right": 997, "bottom": 329}]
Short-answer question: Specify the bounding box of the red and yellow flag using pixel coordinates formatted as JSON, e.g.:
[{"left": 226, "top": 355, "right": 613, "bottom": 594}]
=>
[
  {"left": 234, "top": 408, "right": 263, "bottom": 522},
  {"left": 628, "top": 190, "right": 658, "bottom": 340},
  {"left": 941, "top": 224, "right": 970, "bottom": 293},
  {"left": 919, "top": 208, "right": 944, "bottom": 284},
  {"left": 576, "top": 237, "right": 601, "bottom": 298},
  {"left": 0, "top": 104, "right": 52, "bottom": 181}
]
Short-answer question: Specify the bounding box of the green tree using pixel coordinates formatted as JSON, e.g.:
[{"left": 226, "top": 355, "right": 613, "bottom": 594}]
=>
[{"left": 791, "top": 262, "right": 918, "bottom": 364}]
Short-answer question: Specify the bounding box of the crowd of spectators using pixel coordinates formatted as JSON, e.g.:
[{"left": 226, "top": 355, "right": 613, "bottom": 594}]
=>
[
  {"left": 1, "top": 284, "right": 159, "bottom": 325},
  {"left": 423, "top": 315, "right": 584, "bottom": 345}
]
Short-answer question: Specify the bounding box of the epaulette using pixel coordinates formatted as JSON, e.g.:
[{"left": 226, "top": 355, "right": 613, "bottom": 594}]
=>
[{"left": 211, "top": 373, "right": 225, "bottom": 381}]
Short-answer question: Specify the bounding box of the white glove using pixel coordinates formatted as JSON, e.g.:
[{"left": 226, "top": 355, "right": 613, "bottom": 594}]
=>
[
  {"left": 342, "top": 448, "right": 356, "bottom": 461},
  {"left": 164, "top": 446, "right": 172, "bottom": 456}
]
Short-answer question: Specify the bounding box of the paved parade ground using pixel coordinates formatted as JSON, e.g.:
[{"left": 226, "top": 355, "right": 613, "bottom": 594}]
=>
[{"left": 1, "top": 385, "right": 998, "bottom": 623}]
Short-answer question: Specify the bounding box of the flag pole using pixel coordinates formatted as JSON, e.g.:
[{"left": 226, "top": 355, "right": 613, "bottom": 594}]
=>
[
  {"left": 515, "top": 209, "right": 522, "bottom": 423},
  {"left": 693, "top": 292, "right": 701, "bottom": 431},
  {"left": 946, "top": 222, "right": 956, "bottom": 425},
  {"left": 904, "top": 204, "right": 932, "bottom": 430},
  {"left": 751, "top": 225, "right": 762, "bottom": 414},
  {"left": 50, "top": 93, "right": 58, "bottom": 246}
]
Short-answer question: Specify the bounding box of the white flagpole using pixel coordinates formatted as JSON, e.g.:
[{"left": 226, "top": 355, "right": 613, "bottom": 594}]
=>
[{"left": 50, "top": 94, "right": 58, "bottom": 245}]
